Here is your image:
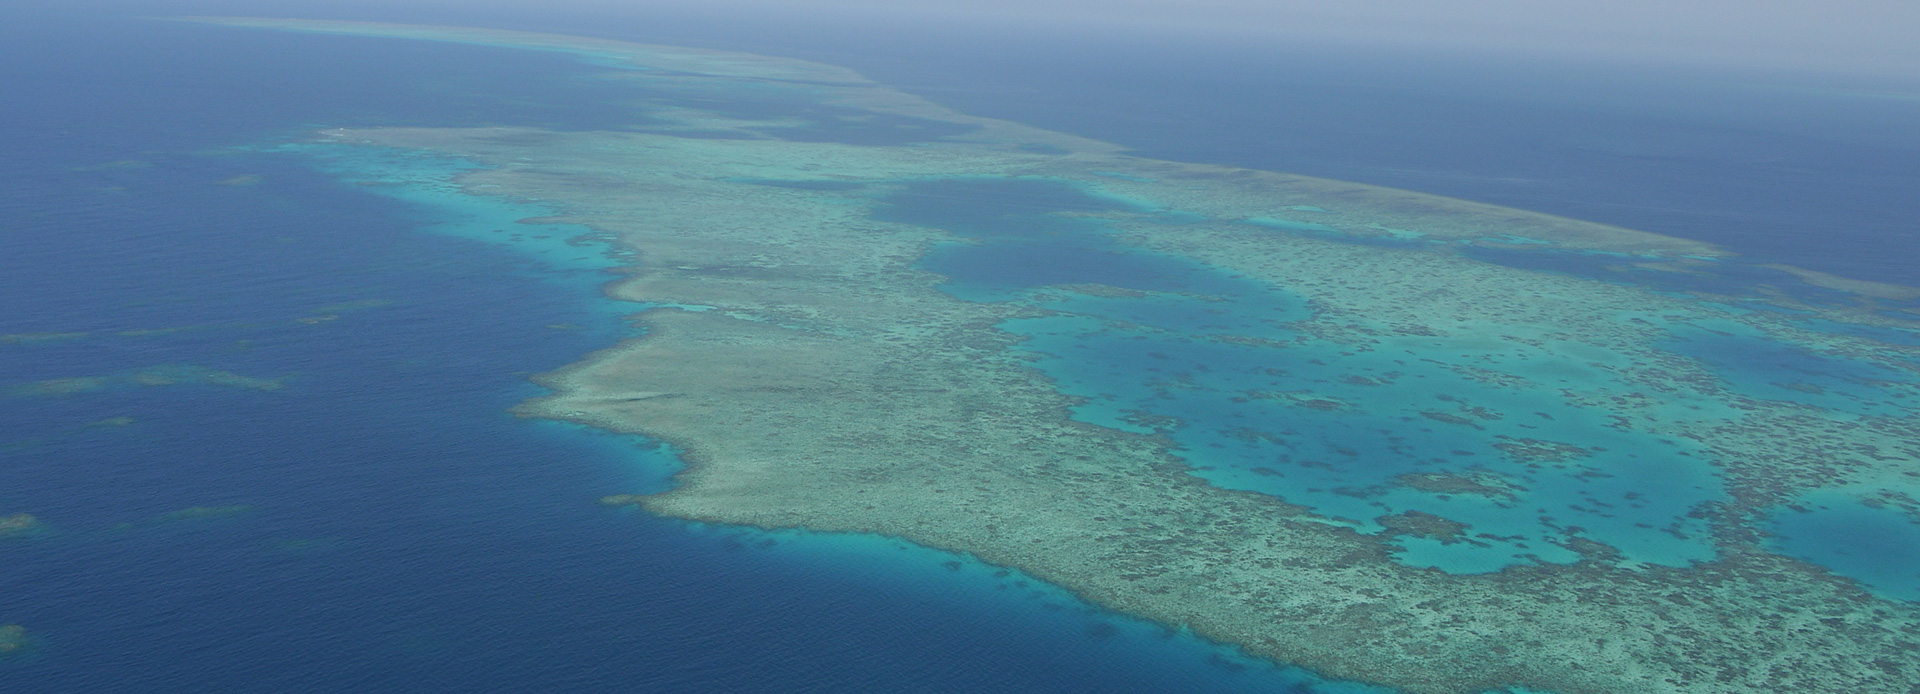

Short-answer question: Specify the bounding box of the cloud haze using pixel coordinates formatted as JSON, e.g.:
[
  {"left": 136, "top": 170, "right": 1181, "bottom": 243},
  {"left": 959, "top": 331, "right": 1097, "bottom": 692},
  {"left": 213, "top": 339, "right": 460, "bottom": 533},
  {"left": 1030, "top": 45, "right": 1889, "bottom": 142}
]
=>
[
  {"left": 636, "top": 0, "right": 1920, "bottom": 77},
  {"left": 54, "top": 0, "right": 1920, "bottom": 77}
]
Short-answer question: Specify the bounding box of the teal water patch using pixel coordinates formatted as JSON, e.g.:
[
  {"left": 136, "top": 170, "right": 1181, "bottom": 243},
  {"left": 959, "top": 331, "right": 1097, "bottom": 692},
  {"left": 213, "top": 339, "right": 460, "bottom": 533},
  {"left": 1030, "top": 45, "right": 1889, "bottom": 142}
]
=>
[
  {"left": 1249, "top": 219, "right": 1431, "bottom": 250},
  {"left": 1769, "top": 491, "right": 1920, "bottom": 601},
  {"left": 1479, "top": 234, "right": 1552, "bottom": 246},
  {"left": 1038, "top": 292, "right": 1300, "bottom": 337},
  {"left": 1008, "top": 317, "right": 1722, "bottom": 572},
  {"left": 247, "top": 23, "right": 652, "bottom": 75},
  {"left": 1796, "top": 318, "right": 1920, "bottom": 348},
  {"left": 1154, "top": 209, "right": 1212, "bottom": 225},
  {"left": 1664, "top": 323, "right": 1917, "bottom": 417},
  {"left": 1463, "top": 246, "right": 1870, "bottom": 309},
  {"left": 730, "top": 177, "right": 868, "bottom": 191},
  {"left": 616, "top": 74, "right": 980, "bottom": 145},
  {"left": 881, "top": 177, "right": 1274, "bottom": 303},
  {"left": 746, "top": 110, "right": 981, "bottom": 145},
  {"left": 881, "top": 176, "right": 1723, "bottom": 573},
  {"left": 1245, "top": 216, "right": 1338, "bottom": 233},
  {"left": 1016, "top": 143, "right": 1070, "bottom": 155}
]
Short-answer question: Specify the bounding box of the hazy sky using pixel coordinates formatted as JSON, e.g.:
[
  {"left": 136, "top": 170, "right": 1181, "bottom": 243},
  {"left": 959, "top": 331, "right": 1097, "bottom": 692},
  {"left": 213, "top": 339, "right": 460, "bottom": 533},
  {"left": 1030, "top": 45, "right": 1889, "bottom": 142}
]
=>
[
  {"left": 710, "top": 0, "right": 1918, "bottom": 76},
  {"left": 59, "top": 0, "right": 1920, "bottom": 78}
]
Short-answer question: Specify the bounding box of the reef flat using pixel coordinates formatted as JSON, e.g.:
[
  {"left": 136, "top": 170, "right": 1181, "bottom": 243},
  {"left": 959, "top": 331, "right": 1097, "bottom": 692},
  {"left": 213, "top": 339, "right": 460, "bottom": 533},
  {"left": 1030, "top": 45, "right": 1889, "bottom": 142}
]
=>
[
  {"left": 0, "top": 624, "right": 29, "bottom": 655},
  {"left": 0, "top": 514, "right": 41, "bottom": 539},
  {"left": 3, "top": 365, "right": 284, "bottom": 398},
  {"left": 203, "top": 19, "right": 1920, "bottom": 694}
]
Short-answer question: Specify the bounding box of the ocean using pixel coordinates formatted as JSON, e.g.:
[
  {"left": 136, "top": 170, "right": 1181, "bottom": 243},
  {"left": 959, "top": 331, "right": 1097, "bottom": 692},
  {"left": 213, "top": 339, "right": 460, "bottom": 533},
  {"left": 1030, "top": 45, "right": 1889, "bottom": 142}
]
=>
[
  {"left": 3, "top": 5, "right": 1916, "bottom": 693},
  {"left": 0, "top": 10, "right": 1374, "bottom": 694}
]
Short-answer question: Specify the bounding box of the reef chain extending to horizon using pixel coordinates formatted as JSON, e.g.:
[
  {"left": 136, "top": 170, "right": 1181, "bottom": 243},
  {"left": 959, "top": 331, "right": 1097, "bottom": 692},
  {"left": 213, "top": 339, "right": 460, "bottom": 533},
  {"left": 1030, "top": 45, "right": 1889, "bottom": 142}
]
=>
[{"left": 203, "top": 18, "right": 1920, "bottom": 694}]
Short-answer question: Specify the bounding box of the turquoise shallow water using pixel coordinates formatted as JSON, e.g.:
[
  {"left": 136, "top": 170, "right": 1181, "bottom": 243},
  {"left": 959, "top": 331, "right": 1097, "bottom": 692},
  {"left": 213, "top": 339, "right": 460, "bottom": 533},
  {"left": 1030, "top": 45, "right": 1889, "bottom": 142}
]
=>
[
  {"left": 1770, "top": 491, "right": 1920, "bottom": 602},
  {"left": 886, "top": 173, "right": 1920, "bottom": 601},
  {"left": 882, "top": 177, "right": 1726, "bottom": 574}
]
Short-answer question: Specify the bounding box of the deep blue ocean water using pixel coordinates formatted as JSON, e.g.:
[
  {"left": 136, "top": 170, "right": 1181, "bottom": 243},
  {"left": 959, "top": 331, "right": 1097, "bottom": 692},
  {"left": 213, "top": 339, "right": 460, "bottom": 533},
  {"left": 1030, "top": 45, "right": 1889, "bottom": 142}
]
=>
[
  {"left": 0, "top": 13, "right": 1384, "bottom": 694},
  {"left": 5, "top": 4, "right": 1919, "bottom": 691}
]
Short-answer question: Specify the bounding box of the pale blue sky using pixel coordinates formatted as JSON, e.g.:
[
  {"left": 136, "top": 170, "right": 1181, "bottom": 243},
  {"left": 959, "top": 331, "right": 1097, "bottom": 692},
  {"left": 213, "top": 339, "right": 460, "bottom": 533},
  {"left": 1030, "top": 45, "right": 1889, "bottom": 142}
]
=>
[
  {"left": 66, "top": 0, "right": 1920, "bottom": 77},
  {"left": 575, "top": 0, "right": 1920, "bottom": 77}
]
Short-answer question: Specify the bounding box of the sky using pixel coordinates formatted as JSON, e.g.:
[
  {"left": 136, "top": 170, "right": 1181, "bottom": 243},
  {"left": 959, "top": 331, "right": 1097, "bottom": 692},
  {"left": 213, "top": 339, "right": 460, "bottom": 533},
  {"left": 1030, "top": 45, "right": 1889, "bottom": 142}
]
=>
[
  {"left": 677, "top": 0, "right": 1920, "bottom": 77},
  {"left": 35, "top": 0, "right": 1920, "bottom": 79}
]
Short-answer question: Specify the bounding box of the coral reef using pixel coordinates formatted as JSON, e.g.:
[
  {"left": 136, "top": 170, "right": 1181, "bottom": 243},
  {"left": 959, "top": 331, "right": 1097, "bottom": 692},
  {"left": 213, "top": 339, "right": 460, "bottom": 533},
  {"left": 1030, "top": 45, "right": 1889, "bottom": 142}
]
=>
[
  {"left": 0, "top": 514, "right": 41, "bottom": 539},
  {"left": 0, "top": 624, "right": 29, "bottom": 655},
  {"left": 201, "top": 18, "right": 1920, "bottom": 694}
]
